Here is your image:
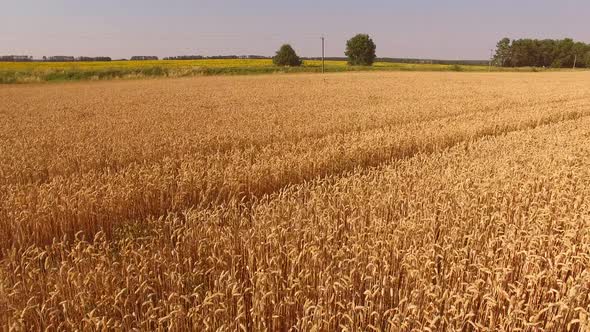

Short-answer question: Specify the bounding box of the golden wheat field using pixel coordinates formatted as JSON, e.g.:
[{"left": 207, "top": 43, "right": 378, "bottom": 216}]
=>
[{"left": 1, "top": 71, "right": 590, "bottom": 331}]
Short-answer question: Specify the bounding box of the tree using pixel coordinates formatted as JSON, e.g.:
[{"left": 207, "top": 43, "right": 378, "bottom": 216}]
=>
[
  {"left": 584, "top": 52, "right": 590, "bottom": 68},
  {"left": 572, "top": 42, "right": 588, "bottom": 68},
  {"left": 538, "top": 39, "right": 556, "bottom": 67},
  {"left": 509, "top": 39, "right": 533, "bottom": 67},
  {"left": 555, "top": 38, "right": 575, "bottom": 67},
  {"left": 493, "top": 38, "right": 511, "bottom": 67},
  {"left": 345, "top": 34, "right": 377, "bottom": 66},
  {"left": 273, "top": 44, "right": 302, "bottom": 67},
  {"left": 494, "top": 37, "right": 590, "bottom": 68}
]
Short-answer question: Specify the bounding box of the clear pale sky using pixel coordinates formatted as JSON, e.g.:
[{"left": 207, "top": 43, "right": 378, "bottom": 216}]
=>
[{"left": 2, "top": 0, "right": 589, "bottom": 60}]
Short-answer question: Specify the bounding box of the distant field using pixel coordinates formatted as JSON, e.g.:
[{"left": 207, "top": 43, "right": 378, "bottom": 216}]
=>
[
  {"left": 2, "top": 72, "right": 590, "bottom": 330},
  {"left": 0, "top": 58, "right": 544, "bottom": 83}
]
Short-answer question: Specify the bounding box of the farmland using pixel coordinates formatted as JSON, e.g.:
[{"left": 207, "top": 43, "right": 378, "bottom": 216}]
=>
[
  {"left": 0, "top": 58, "right": 542, "bottom": 84},
  {"left": 1, "top": 71, "right": 590, "bottom": 330}
]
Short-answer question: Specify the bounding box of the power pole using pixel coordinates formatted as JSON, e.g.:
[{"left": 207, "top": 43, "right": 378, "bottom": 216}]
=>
[
  {"left": 489, "top": 49, "right": 494, "bottom": 72},
  {"left": 321, "top": 36, "right": 325, "bottom": 73},
  {"left": 573, "top": 55, "right": 577, "bottom": 69}
]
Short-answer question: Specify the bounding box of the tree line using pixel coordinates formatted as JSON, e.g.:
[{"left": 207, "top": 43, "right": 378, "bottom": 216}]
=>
[
  {"left": 494, "top": 38, "right": 590, "bottom": 68},
  {"left": 6, "top": 35, "right": 588, "bottom": 68}
]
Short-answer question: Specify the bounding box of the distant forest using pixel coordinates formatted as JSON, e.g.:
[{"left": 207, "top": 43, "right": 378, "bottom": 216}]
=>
[{"left": 494, "top": 38, "right": 590, "bottom": 68}]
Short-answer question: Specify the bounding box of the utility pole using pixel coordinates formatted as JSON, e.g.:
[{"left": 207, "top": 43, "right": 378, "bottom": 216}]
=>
[
  {"left": 321, "top": 36, "right": 325, "bottom": 73},
  {"left": 573, "top": 55, "right": 577, "bottom": 69},
  {"left": 489, "top": 49, "right": 494, "bottom": 72}
]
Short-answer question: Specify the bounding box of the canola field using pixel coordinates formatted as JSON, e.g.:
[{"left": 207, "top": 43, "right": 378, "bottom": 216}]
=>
[
  {"left": 0, "top": 58, "right": 524, "bottom": 83},
  {"left": 1, "top": 72, "right": 590, "bottom": 330}
]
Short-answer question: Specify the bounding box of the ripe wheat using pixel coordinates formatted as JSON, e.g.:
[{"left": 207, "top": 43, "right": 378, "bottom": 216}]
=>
[{"left": 1, "top": 72, "right": 590, "bottom": 330}]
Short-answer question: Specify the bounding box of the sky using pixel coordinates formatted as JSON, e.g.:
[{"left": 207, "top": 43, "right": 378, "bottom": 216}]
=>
[{"left": 1, "top": 0, "right": 589, "bottom": 60}]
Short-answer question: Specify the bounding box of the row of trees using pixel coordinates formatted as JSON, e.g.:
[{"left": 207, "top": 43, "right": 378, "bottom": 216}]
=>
[
  {"left": 0, "top": 55, "right": 33, "bottom": 62},
  {"left": 163, "top": 55, "right": 268, "bottom": 60},
  {"left": 273, "top": 34, "right": 376, "bottom": 67},
  {"left": 78, "top": 56, "right": 112, "bottom": 62},
  {"left": 494, "top": 38, "right": 590, "bottom": 68},
  {"left": 277, "top": 35, "right": 590, "bottom": 68}
]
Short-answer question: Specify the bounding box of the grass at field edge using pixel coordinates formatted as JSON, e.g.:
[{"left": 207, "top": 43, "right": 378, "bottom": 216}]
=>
[{"left": 0, "top": 61, "right": 585, "bottom": 84}]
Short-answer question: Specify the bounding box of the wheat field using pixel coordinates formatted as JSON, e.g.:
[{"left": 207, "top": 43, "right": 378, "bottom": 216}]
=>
[{"left": 1, "top": 72, "right": 590, "bottom": 331}]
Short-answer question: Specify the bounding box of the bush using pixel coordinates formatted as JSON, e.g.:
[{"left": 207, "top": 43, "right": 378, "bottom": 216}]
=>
[
  {"left": 273, "top": 44, "right": 302, "bottom": 67},
  {"left": 345, "top": 34, "right": 377, "bottom": 66},
  {"left": 450, "top": 64, "right": 463, "bottom": 72},
  {"left": 551, "top": 59, "right": 563, "bottom": 68}
]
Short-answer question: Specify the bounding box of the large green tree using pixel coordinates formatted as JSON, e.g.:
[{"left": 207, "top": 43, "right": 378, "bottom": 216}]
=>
[
  {"left": 345, "top": 34, "right": 377, "bottom": 66},
  {"left": 493, "top": 38, "right": 511, "bottom": 67},
  {"left": 572, "top": 42, "right": 588, "bottom": 68},
  {"left": 273, "top": 44, "right": 302, "bottom": 67}
]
